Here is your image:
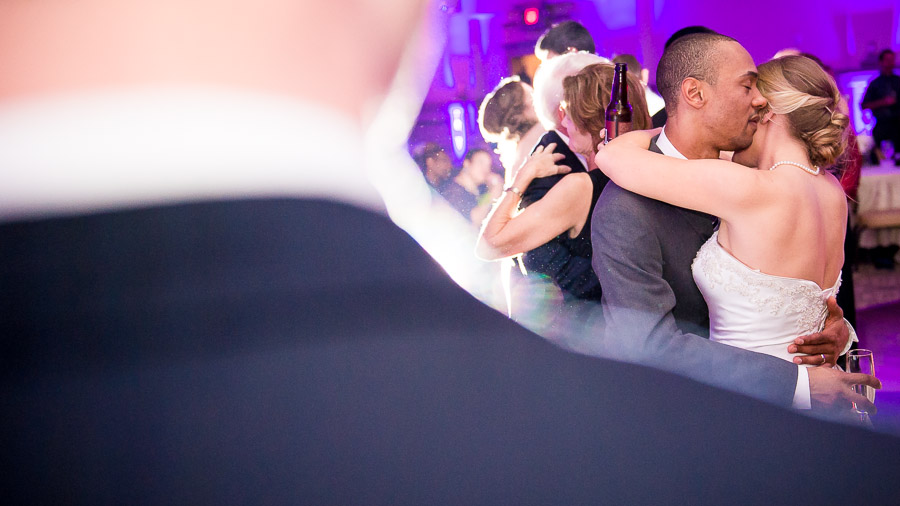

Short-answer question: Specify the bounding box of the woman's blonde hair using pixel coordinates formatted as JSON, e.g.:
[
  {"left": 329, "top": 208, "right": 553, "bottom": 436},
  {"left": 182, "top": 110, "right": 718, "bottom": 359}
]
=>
[
  {"left": 561, "top": 63, "right": 652, "bottom": 149},
  {"left": 756, "top": 55, "right": 848, "bottom": 168}
]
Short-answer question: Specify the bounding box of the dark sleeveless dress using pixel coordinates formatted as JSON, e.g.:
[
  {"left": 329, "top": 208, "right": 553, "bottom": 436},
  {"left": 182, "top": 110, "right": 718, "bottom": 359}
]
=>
[{"left": 521, "top": 169, "right": 608, "bottom": 301}]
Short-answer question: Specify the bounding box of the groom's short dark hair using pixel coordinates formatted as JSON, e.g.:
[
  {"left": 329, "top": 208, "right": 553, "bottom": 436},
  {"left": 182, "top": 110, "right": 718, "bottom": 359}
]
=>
[{"left": 656, "top": 32, "right": 737, "bottom": 116}]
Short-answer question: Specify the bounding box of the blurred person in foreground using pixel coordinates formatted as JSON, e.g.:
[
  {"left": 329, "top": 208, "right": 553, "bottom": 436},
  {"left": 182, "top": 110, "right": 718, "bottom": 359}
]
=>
[
  {"left": 477, "top": 63, "right": 651, "bottom": 304},
  {"left": 2, "top": 2, "right": 900, "bottom": 505}
]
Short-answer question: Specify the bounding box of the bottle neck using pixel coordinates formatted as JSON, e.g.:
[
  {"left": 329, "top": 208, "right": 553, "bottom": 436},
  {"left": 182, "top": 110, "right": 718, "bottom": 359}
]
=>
[{"left": 611, "top": 69, "right": 627, "bottom": 105}]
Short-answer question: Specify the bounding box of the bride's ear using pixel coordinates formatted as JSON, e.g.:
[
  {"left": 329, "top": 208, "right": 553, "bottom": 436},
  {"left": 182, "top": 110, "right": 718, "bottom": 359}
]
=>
[{"left": 761, "top": 111, "right": 775, "bottom": 124}]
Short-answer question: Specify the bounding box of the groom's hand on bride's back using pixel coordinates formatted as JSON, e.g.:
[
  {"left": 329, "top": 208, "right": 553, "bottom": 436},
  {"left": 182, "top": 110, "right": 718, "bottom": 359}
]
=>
[
  {"left": 808, "top": 367, "right": 881, "bottom": 414},
  {"left": 788, "top": 297, "right": 849, "bottom": 366}
]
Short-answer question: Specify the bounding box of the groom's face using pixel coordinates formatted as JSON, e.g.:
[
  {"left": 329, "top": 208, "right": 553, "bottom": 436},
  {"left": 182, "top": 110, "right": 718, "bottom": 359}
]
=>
[{"left": 703, "top": 42, "right": 767, "bottom": 152}]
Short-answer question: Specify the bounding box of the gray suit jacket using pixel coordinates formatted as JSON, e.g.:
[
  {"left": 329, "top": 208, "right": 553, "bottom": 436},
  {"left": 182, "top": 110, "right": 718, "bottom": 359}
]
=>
[{"left": 591, "top": 138, "right": 798, "bottom": 406}]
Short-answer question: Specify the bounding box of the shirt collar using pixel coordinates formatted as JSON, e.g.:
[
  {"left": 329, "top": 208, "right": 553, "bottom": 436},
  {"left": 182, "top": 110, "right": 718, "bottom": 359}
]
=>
[
  {"left": 656, "top": 126, "right": 688, "bottom": 160},
  {"left": 0, "top": 86, "right": 385, "bottom": 222}
]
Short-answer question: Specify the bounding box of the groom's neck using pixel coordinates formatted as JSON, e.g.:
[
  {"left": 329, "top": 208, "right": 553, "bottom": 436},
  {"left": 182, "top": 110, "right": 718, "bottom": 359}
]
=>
[{"left": 663, "top": 114, "right": 720, "bottom": 160}]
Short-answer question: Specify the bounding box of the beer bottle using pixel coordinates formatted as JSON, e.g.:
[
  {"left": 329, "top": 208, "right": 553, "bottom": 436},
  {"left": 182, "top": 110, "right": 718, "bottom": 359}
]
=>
[{"left": 604, "top": 62, "right": 633, "bottom": 143}]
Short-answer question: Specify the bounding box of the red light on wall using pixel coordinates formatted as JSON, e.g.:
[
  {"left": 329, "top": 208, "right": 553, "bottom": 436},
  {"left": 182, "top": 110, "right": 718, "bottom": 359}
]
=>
[{"left": 524, "top": 7, "right": 539, "bottom": 25}]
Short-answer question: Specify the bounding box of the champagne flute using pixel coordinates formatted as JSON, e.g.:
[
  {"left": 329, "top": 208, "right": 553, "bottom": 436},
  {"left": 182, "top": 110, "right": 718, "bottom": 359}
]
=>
[{"left": 847, "top": 349, "right": 876, "bottom": 425}]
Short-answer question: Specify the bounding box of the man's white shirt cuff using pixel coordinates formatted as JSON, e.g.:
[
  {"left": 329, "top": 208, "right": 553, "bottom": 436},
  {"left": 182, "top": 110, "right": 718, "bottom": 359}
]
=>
[{"left": 792, "top": 366, "right": 811, "bottom": 409}]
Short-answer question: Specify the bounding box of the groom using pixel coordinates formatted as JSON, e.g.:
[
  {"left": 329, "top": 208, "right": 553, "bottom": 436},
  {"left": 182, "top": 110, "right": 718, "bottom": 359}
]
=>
[{"left": 591, "top": 32, "right": 872, "bottom": 411}]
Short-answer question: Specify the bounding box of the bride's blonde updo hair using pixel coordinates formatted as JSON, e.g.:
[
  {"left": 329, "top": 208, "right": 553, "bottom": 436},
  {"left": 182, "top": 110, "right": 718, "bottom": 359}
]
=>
[{"left": 756, "top": 55, "right": 849, "bottom": 168}]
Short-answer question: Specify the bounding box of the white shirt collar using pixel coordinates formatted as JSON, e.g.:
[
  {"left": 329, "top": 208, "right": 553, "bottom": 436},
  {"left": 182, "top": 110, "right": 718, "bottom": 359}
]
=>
[
  {"left": 656, "top": 126, "right": 688, "bottom": 160},
  {"left": 0, "top": 86, "right": 385, "bottom": 222}
]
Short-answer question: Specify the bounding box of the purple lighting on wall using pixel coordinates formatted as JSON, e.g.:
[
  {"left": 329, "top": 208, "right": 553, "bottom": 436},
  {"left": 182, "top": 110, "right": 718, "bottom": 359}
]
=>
[
  {"left": 594, "top": 0, "right": 636, "bottom": 29},
  {"left": 838, "top": 70, "right": 878, "bottom": 136},
  {"left": 442, "top": 53, "right": 455, "bottom": 88},
  {"left": 448, "top": 103, "right": 467, "bottom": 159},
  {"left": 846, "top": 15, "right": 857, "bottom": 56}
]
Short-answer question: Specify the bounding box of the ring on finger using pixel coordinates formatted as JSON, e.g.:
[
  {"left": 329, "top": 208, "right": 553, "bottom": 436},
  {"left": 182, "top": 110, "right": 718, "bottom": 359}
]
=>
[{"left": 820, "top": 353, "right": 826, "bottom": 364}]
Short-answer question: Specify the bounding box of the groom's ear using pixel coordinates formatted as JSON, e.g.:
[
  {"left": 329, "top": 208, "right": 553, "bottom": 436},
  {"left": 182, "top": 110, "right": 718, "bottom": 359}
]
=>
[{"left": 680, "top": 77, "right": 706, "bottom": 110}]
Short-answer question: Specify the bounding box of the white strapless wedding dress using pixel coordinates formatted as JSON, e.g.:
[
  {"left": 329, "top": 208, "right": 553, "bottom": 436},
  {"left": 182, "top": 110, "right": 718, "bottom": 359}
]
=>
[{"left": 692, "top": 231, "right": 841, "bottom": 367}]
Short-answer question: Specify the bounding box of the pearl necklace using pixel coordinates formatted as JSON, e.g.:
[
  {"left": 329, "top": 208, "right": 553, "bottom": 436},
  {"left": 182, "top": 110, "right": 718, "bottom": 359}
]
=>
[{"left": 767, "top": 160, "right": 820, "bottom": 175}]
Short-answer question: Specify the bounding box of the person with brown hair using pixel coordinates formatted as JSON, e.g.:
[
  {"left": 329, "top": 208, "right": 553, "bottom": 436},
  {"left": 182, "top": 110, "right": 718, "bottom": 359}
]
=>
[
  {"left": 596, "top": 53, "right": 879, "bottom": 399},
  {"left": 477, "top": 76, "right": 545, "bottom": 180},
  {"left": 560, "top": 63, "right": 652, "bottom": 158},
  {"left": 476, "top": 63, "right": 650, "bottom": 302}
]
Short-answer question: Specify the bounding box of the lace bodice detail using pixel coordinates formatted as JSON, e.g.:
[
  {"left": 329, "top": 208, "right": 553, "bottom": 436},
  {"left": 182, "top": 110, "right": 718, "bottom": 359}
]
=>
[{"left": 691, "top": 232, "right": 841, "bottom": 365}]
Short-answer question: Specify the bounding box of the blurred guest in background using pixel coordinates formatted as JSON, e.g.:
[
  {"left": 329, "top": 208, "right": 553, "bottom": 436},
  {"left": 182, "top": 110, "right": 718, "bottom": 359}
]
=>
[
  {"left": 412, "top": 142, "right": 454, "bottom": 190},
  {"left": 861, "top": 49, "right": 900, "bottom": 165},
  {"left": 529, "top": 51, "right": 608, "bottom": 203},
  {"left": 477, "top": 63, "right": 651, "bottom": 303},
  {"left": 534, "top": 20, "right": 596, "bottom": 62},
  {"left": 440, "top": 147, "right": 503, "bottom": 225},
  {"left": 561, "top": 63, "right": 652, "bottom": 166},
  {"left": 479, "top": 51, "right": 608, "bottom": 309},
  {"left": 478, "top": 76, "right": 545, "bottom": 181}
]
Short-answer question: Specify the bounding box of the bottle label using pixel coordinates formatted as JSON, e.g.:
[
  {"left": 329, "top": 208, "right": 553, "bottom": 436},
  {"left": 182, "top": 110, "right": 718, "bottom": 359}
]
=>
[{"left": 605, "top": 118, "right": 633, "bottom": 143}]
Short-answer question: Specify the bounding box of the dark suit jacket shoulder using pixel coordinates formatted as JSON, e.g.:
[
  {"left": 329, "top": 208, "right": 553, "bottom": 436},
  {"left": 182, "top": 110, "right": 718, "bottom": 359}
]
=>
[
  {"left": 521, "top": 130, "right": 586, "bottom": 207},
  {"left": 3, "top": 197, "right": 899, "bottom": 504}
]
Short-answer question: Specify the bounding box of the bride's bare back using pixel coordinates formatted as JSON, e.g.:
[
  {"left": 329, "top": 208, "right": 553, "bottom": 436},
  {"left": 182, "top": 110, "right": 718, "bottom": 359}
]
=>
[{"left": 716, "top": 162, "right": 847, "bottom": 290}]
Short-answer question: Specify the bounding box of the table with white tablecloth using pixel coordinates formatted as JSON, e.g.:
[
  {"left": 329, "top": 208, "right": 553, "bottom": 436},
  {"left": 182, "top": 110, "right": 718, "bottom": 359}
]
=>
[{"left": 857, "top": 161, "right": 900, "bottom": 253}]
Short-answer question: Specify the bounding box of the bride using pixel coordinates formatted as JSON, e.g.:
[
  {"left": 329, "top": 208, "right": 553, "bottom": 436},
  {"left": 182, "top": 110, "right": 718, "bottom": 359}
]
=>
[{"left": 596, "top": 56, "right": 868, "bottom": 371}]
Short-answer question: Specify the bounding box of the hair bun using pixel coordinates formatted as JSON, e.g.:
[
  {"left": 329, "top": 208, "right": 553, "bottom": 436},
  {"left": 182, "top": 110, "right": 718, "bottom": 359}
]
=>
[
  {"left": 804, "top": 104, "right": 848, "bottom": 167},
  {"left": 757, "top": 55, "right": 849, "bottom": 169}
]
